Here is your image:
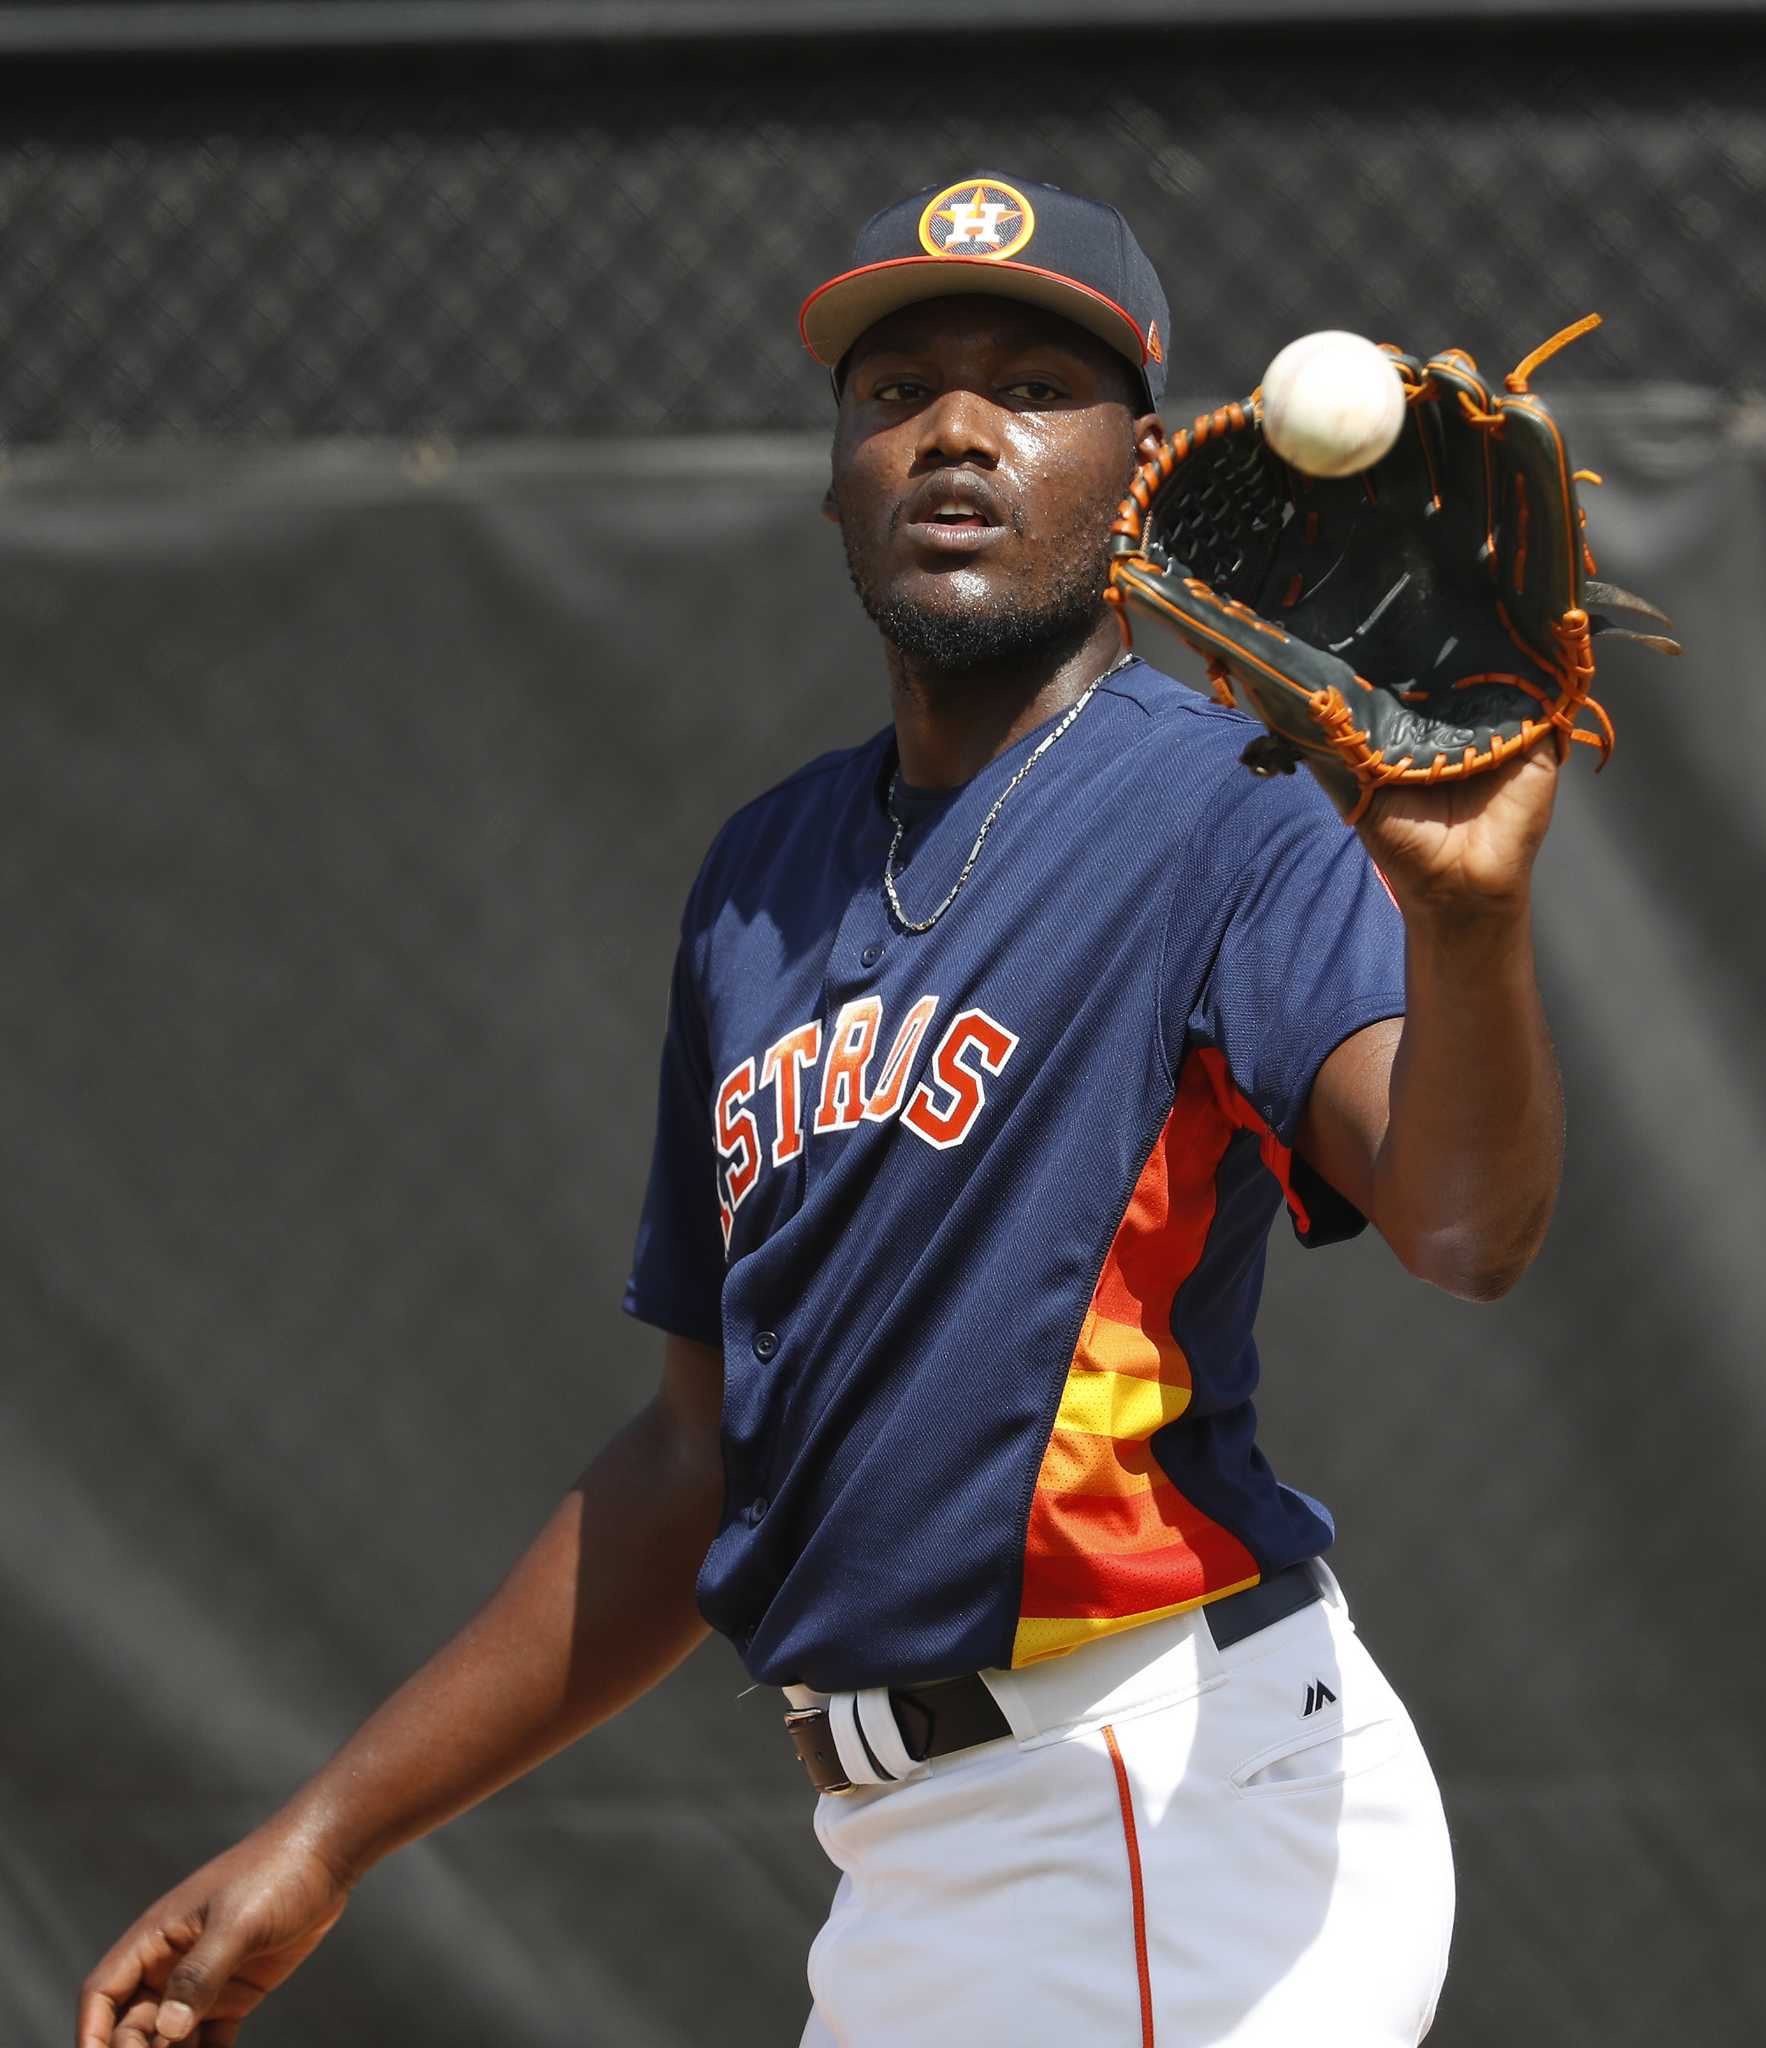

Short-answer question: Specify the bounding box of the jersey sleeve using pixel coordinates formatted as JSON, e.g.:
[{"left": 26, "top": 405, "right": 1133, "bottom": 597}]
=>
[
  {"left": 622, "top": 933, "right": 727, "bottom": 1348},
  {"left": 1176, "top": 767, "right": 1406, "bottom": 1241}
]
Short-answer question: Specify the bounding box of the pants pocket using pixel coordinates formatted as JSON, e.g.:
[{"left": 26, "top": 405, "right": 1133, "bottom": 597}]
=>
[{"left": 1229, "top": 1706, "right": 1408, "bottom": 1798}]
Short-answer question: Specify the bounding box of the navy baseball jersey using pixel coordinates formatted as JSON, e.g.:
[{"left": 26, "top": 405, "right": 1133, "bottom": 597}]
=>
[{"left": 624, "top": 658, "right": 1405, "bottom": 1694}]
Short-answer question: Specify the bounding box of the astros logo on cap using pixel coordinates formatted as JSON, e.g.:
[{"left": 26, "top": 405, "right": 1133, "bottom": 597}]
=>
[{"left": 918, "top": 178, "right": 1036, "bottom": 262}]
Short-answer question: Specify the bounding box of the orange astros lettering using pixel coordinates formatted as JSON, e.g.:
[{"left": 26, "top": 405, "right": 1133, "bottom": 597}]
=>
[
  {"left": 901, "top": 1009, "right": 1020, "bottom": 1150},
  {"left": 814, "top": 997, "right": 883, "bottom": 1134},
  {"left": 713, "top": 994, "right": 1017, "bottom": 1245},
  {"left": 715, "top": 1059, "right": 763, "bottom": 1249},
  {"left": 761, "top": 1020, "right": 822, "bottom": 1167},
  {"left": 863, "top": 994, "right": 939, "bottom": 1122}
]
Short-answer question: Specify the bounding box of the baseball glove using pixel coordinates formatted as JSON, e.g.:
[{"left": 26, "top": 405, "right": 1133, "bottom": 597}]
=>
[{"left": 1105, "top": 314, "right": 1679, "bottom": 823}]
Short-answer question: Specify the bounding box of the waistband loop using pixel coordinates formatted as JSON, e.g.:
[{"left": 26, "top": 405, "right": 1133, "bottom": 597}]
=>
[{"left": 841, "top": 1686, "right": 931, "bottom": 1786}]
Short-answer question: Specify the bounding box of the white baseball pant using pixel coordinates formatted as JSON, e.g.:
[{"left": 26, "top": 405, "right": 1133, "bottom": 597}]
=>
[{"left": 792, "top": 1565, "right": 1454, "bottom": 2046}]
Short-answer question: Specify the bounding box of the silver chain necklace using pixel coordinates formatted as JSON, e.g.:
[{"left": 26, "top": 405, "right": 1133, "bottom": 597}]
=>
[{"left": 882, "top": 650, "right": 1134, "bottom": 935}]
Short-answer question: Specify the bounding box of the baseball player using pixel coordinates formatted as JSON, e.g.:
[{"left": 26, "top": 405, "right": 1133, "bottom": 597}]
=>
[{"left": 80, "top": 174, "right": 1575, "bottom": 2047}]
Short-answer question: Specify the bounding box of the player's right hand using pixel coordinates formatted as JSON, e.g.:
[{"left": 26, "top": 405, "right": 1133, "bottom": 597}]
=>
[{"left": 77, "top": 1825, "right": 353, "bottom": 2048}]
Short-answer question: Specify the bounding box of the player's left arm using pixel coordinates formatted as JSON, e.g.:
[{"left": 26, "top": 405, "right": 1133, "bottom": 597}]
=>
[{"left": 1294, "top": 746, "right": 1565, "bottom": 1302}]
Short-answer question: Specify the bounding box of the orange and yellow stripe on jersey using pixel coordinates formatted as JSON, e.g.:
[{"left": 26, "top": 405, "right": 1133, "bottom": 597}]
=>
[{"left": 1013, "top": 1046, "right": 1308, "bottom": 1667}]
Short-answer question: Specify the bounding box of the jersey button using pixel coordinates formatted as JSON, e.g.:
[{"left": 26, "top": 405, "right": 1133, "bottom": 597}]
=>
[
  {"left": 745, "top": 1495, "right": 769, "bottom": 1525},
  {"left": 860, "top": 943, "right": 883, "bottom": 967},
  {"left": 753, "top": 1329, "right": 779, "bottom": 1361}
]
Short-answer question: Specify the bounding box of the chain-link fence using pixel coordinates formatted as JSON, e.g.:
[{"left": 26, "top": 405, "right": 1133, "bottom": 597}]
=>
[{"left": 2, "top": 19, "right": 1764, "bottom": 445}]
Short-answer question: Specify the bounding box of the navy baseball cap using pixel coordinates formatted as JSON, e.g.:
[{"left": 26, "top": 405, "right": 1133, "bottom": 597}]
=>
[{"left": 799, "top": 173, "right": 1170, "bottom": 407}]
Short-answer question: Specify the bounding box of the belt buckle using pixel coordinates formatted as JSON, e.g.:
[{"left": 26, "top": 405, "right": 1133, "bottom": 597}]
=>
[{"left": 784, "top": 1704, "right": 856, "bottom": 1796}]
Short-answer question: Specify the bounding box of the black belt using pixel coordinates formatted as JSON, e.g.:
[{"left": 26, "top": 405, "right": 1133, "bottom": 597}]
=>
[{"left": 784, "top": 1561, "right": 1322, "bottom": 1796}]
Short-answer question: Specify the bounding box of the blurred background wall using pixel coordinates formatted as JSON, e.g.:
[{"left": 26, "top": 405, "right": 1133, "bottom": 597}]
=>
[{"left": 4, "top": 3, "right": 1764, "bottom": 2042}]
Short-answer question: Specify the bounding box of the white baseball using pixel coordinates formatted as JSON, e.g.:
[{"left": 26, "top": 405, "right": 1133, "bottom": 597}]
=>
[{"left": 1258, "top": 330, "right": 1407, "bottom": 478}]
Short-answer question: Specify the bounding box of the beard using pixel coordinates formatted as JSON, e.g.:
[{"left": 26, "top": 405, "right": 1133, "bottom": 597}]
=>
[{"left": 838, "top": 491, "right": 1118, "bottom": 676}]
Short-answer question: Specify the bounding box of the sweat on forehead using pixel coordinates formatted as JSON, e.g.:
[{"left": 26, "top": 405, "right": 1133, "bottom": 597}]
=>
[{"left": 839, "top": 295, "right": 1144, "bottom": 405}]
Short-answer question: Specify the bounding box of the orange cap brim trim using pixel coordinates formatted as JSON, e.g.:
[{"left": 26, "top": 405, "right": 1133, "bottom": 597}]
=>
[{"left": 798, "top": 256, "right": 1151, "bottom": 382}]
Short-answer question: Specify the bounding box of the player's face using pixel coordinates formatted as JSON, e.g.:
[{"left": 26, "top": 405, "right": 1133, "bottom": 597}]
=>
[{"left": 828, "top": 296, "right": 1155, "bottom": 672}]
